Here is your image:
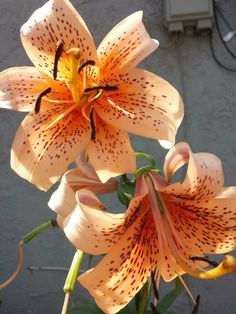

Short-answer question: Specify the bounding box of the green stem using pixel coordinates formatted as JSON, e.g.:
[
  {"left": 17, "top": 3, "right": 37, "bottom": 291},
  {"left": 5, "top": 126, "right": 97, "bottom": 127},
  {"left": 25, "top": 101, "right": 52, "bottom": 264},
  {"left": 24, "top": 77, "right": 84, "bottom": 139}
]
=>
[
  {"left": 135, "top": 280, "right": 150, "bottom": 314},
  {"left": 21, "top": 220, "right": 58, "bottom": 244},
  {"left": 63, "top": 250, "right": 84, "bottom": 293},
  {"left": 135, "top": 151, "right": 156, "bottom": 168}
]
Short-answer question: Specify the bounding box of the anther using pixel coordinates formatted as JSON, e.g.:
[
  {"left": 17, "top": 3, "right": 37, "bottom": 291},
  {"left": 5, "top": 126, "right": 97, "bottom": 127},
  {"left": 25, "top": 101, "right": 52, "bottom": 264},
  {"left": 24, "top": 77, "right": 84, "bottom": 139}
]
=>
[
  {"left": 192, "top": 294, "right": 200, "bottom": 314},
  {"left": 84, "top": 84, "right": 118, "bottom": 93},
  {"left": 35, "top": 87, "right": 52, "bottom": 113},
  {"left": 190, "top": 256, "right": 219, "bottom": 267},
  {"left": 150, "top": 302, "right": 158, "bottom": 314},
  {"left": 53, "top": 41, "right": 64, "bottom": 80},
  {"left": 89, "top": 106, "right": 96, "bottom": 141},
  {"left": 151, "top": 270, "right": 159, "bottom": 301},
  {"left": 78, "top": 60, "right": 95, "bottom": 74}
]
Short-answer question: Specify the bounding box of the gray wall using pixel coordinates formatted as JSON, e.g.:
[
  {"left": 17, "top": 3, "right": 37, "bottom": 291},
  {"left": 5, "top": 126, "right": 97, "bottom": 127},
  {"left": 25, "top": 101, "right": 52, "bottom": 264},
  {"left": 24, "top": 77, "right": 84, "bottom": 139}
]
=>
[{"left": 0, "top": 0, "right": 236, "bottom": 313}]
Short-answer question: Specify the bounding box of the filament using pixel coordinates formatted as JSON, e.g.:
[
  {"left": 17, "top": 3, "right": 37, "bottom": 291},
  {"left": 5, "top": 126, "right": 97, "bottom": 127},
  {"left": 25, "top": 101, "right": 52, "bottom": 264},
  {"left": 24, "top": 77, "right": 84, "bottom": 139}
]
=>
[
  {"left": 46, "top": 103, "right": 78, "bottom": 129},
  {"left": 178, "top": 275, "right": 196, "bottom": 305}
]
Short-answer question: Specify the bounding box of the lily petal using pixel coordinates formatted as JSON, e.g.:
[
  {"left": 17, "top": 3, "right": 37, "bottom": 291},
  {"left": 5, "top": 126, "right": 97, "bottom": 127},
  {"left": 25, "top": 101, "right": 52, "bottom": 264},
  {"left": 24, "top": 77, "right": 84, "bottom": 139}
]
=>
[
  {"left": 162, "top": 142, "right": 224, "bottom": 199},
  {"left": 163, "top": 142, "right": 190, "bottom": 181},
  {"left": 59, "top": 189, "right": 124, "bottom": 254},
  {"left": 59, "top": 193, "right": 145, "bottom": 255},
  {"left": 11, "top": 104, "right": 90, "bottom": 191},
  {"left": 95, "top": 67, "right": 183, "bottom": 148},
  {"left": 0, "top": 67, "right": 50, "bottom": 112},
  {"left": 21, "top": 0, "right": 97, "bottom": 79},
  {"left": 48, "top": 184, "right": 76, "bottom": 218},
  {"left": 165, "top": 194, "right": 236, "bottom": 254},
  {"left": 87, "top": 115, "right": 136, "bottom": 183},
  {"left": 98, "top": 11, "right": 158, "bottom": 74},
  {"left": 79, "top": 209, "right": 159, "bottom": 314},
  {"left": 160, "top": 243, "right": 185, "bottom": 282},
  {"left": 60, "top": 151, "right": 117, "bottom": 194}
]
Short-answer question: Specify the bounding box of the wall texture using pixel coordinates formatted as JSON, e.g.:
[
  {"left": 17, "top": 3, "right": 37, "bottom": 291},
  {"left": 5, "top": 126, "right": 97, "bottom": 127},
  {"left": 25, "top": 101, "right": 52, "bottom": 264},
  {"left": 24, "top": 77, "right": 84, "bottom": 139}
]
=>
[{"left": 0, "top": 0, "right": 236, "bottom": 313}]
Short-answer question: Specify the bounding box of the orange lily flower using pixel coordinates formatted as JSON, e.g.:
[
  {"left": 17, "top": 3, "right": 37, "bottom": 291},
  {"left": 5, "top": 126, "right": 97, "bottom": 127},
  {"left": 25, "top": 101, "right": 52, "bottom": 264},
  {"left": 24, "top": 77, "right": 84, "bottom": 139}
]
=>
[
  {"left": 50, "top": 142, "right": 236, "bottom": 313},
  {"left": 49, "top": 150, "right": 116, "bottom": 229},
  {"left": 0, "top": 0, "right": 183, "bottom": 191}
]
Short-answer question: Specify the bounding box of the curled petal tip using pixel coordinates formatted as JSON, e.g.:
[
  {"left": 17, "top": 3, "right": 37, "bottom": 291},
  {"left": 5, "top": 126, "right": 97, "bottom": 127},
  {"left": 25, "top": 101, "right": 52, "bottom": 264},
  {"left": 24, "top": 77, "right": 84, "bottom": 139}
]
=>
[{"left": 152, "top": 38, "right": 159, "bottom": 48}]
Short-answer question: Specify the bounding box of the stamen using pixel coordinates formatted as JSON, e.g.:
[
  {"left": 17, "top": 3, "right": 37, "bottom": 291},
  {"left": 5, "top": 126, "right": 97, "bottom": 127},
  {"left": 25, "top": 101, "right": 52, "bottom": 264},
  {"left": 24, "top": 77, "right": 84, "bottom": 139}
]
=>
[
  {"left": 61, "top": 292, "right": 70, "bottom": 314},
  {"left": 89, "top": 106, "right": 96, "bottom": 141},
  {"left": 151, "top": 270, "right": 159, "bottom": 301},
  {"left": 35, "top": 87, "right": 52, "bottom": 113},
  {"left": 46, "top": 103, "right": 78, "bottom": 129},
  {"left": 43, "top": 98, "right": 74, "bottom": 104},
  {"left": 84, "top": 84, "right": 118, "bottom": 93},
  {"left": 190, "top": 256, "right": 219, "bottom": 267},
  {"left": 150, "top": 302, "right": 158, "bottom": 314},
  {"left": 53, "top": 41, "right": 64, "bottom": 80},
  {"left": 192, "top": 295, "right": 200, "bottom": 314},
  {"left": 0, "top": 241, "right": 23, "bottom": 289},
  {"left": 178, "top": 275, "right": 196, "bottom": 305},
  {"left": 78, "top": 60, "right": 95, "bottom": 74}
]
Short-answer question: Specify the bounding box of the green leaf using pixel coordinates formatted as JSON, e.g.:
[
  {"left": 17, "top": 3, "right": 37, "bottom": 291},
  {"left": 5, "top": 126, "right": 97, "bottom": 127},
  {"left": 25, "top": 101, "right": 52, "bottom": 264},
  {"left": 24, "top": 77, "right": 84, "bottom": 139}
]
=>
[
  {"left": 135, "top": 152, "right": 156, "bottom": 168},
  {"left": 117, "top": 175, "right": 135, "bottom": 206},
  {"left": 135, "top": 280, "right": 151, "bottom": 314},
  {"left": 68, "top": 297, "right": 103, "bottom": 314},
  {"left": 119, "top": 298, "right": 137, "bottom": 314},
  {"left": 69, "top": 296, "right": 137, "bottom": 314},
  {"left": 157, "top": 278, "right": 184, "bottom": 313},
  {"left": 87, "top": 254, "right": 94, "bottom": 269}
]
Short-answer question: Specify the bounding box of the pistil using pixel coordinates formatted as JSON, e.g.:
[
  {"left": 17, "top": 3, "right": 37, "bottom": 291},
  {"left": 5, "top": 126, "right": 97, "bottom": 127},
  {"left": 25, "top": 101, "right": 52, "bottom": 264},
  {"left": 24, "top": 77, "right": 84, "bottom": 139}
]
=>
[{"left": 66, "top": 48, "right": 81, "bottom": 104}]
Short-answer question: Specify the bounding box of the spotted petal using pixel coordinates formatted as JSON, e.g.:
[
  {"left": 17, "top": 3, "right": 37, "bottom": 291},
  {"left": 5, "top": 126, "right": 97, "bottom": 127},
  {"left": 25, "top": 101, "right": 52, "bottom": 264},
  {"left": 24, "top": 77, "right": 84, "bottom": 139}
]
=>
[
  {"left": 58, "top": 189, "right": 124, "bottom": 254},
  {"left": 79, "top": 209, "right": 159, "bottom": 314},
  {"left": 21, "top": 0, "right": 97, "bottom": 79},
  {"left": 98, "top": 11, "right": 158, "bottom": 75},
  {"left": 0, "top": 67, "right": 50, "bottom": 111},
  {"left": 161, "top": 142, "right": 224, "bottom": 199},
  {"left": 95, "top": 67, "right": 183, "bottom": 149},
  {"left": 48, "top": 183, "right": 76, "bottom": 218},
  {"left": 163, "top": 190, "right": 236, "bottom": 255},
  {"left": 59, "top": 151, "right": 117, "bottom": 194},
  {"left": 87, "top": 115, "right": 136, "bottom": 183},
  {"left": 58, "top": 193, "right": 145, "bottom": 254},
  {"left": 11, "top": 103, "right": 90, "bottom": 191}
]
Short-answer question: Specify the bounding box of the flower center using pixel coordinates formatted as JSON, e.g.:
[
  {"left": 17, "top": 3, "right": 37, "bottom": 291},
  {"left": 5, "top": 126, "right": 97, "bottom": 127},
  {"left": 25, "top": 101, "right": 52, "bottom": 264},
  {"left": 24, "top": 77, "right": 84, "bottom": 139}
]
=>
[
  {"left": 35, "top": 42, "right": 118, "bottom": 141},
  {"left": 65, "top": 47, "right": 82, "bottom": 104}
]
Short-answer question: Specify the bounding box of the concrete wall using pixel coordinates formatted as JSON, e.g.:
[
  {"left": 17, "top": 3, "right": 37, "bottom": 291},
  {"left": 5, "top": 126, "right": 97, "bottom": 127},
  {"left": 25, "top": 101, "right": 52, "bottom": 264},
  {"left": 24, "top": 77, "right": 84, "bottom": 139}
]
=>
[{"left": 0, "top": 0, "right": 236, "bottom": 313}]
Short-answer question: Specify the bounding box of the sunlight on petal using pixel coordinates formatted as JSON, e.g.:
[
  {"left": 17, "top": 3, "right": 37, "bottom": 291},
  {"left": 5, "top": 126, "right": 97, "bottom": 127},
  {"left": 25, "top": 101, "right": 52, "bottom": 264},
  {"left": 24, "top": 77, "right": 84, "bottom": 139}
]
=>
[
  {"left": 98, "top": 11, "right": 158, "bottom": 74},
  {"left": 87, "top": 116, "right": 136, "bottom": 183},
  {"left": 0, "top": 67, "right": 49, "bottom": 111},
  {"left": 21, "top": 0, "right": 97, "bottom": 79},
  {"left": 11, "top": 103, "right": 90, "bottom": 191}
]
